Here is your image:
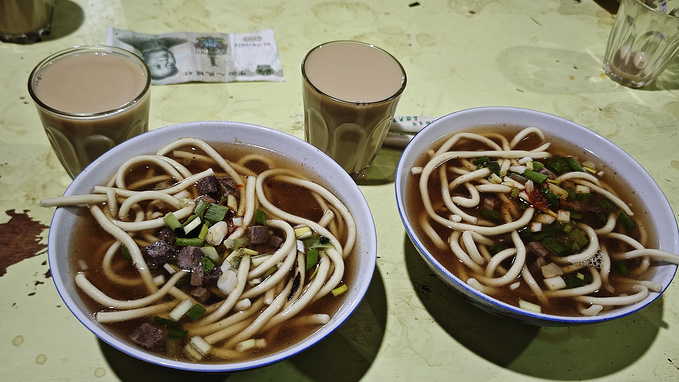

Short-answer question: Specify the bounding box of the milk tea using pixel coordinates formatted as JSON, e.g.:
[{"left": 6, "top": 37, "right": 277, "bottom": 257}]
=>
[
  {"left": 302, "top": 41, "right": 406, "bottom": 178},
  {"left": 29, "top": 47, "right": 151, "bottom": 178}
]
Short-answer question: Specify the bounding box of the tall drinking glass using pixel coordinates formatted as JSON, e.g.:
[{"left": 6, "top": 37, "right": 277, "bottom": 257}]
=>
[
  {"left": 302, "top": 41, "right": 406, "bottom": 179},
  {"left": 603, "top": 0, "right": 679, "bottom": 88},
  {"left": 29, "top": 45, "right": 152, "bottom": 178}
]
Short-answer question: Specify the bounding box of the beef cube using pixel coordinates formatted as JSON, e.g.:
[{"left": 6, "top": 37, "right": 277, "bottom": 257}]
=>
[
  {"left": 203, "top": 267, "right": 222, "bottom": 287},
  {"left": 156, "top": 226, "right": 175, "bottom": 244},
  {"left": 217, "top": 177, "right": 239, "bottom": 197},
  {"left": 247, "top": 225, "right": 270, "bottom": 245},
  {"left": 130, "top": 323, "right": 165, "bottom": 350},
  {"left": 527, "top": 241, "right": 550, "bottom": 257},
  {"left": 269, "top": 235, "right": 284, "bottom": 248},
  {"left": 191, "top": 265, "right": 222, "bottom": 287},
  {"left": 197, "top": 194, "right": 217, "bottom": 204},
  {"left": 190, "top": 265, "right": 205, "bottom": 287},
  {"left": 177, "top": 246, "right": 202, "bottom": 270},
  {"left": 143, "top": 240, "right": 174, "bottom": 268},
  {"left": 191, "top": 287, "right": 211, "bottom": 303},
  {"left": 196, "top": 175, "right": 219, "bottom": 195}
]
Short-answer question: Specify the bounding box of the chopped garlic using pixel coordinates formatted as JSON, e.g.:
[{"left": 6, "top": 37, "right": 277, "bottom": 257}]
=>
[
  {"left": 541, "top": 262, "right": 564, "bottom": 278},
  {"left": 169, "top": 299, "right": 194, "bottom": 321},
  {"left": 218, "top": 266, "right": 239, "bottom": 295},
  {"left": 557, "top": 210, "right": 570, "bottom": 223},
  {"left": 543, "top": 276, "right": 567, "bottom": 291},
  {"left": 575, "top": 185, "right": 590, "bottom": 194},
  {"left": 206, "top": 221, "right": 228, "bottom": 246},
  {"left": 535, "top": 214, "right": 556, "bottom": 224}
]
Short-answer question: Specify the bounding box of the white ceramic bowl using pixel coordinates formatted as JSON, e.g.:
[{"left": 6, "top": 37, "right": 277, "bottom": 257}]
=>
[
  {"left": 395, "top": 107, "right": 679, "bottom": 326},
  {"left": 47, "top": 121, "right": 377, "bottom": 371}
]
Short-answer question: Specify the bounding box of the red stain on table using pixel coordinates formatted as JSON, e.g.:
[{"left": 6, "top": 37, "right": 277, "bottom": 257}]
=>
[{"left": 0, "top": 210, "right": 49, "bottom": 277}]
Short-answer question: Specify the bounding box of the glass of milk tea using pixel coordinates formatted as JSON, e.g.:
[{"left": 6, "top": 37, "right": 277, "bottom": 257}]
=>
[
  {"left": 0, "top": 0, "right": 54, "bottom": 43},
  {"left": 28, "top": 45, "right": 152, "bottom": 178},
  {"left": 302, "top": 41, "right": 406, "bottom": 180}
]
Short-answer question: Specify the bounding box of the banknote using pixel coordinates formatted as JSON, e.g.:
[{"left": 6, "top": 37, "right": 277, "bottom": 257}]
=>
[{"left": 106, "top": 27, "right": 284, "bottom": 85}]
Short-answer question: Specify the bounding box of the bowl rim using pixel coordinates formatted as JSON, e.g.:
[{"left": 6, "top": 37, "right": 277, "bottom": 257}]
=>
[
  {"left": 47, "top": 120, "right": 377, "bottom": 371},
  {"left": 395, "top": 106, "right": 679, "bottom": 325}
]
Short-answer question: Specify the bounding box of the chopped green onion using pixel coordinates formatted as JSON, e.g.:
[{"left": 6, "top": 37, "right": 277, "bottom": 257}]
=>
[
  {"left": 565, "top": 157, "right": 583, "bottom": 171},
  {"left": 226, "top": 194, "right": 238, "bottom": 211},
  {"left": 546, "top": 156, "right": 570, "bottom": 175},
  {"left": 295, "top": 226, "right": 313, "bottom": 239},
  {"left": 121, "top": 245, "right": 132, "bottom": 261},
  {"left": 618, "top": 211, "right": 636, "bottom": 233},
  {"left": 255, "top": 209, "right": 267, "bottom": 225},
  {"left": 565, "top": 272, "right": 592, "bottom": 288},
  {"left": 166, "top": 337, "right": 183, "bottom": 357},
  {"left": 169, "top": 299, "right": 194, "bottom": 321},
  {"left": 238, "top": 247, "right": 259, "bottom": 256},
  {"left": 204, "top": 204, "right": 229, "bottom": 223},
  {"left": 184, "top": 304, "right": 206, "bottom": 321},
  {"left": 194, "top": 199, "right": 210, "bottom": 217},
  {"left": 544, "top": 190, "right": 559, "bottom": 207},
  {"left": 597, "top": 198, "right": 619, "bottom": 214},
  {"left": 182, "top": 215, "right": 202, "bottom": 235},
  {"left": 489, "top": 242, "right": 504, "bottom": 255},
  {"left": 163, "top": 212, "right": 183, "bottom": 231},
  {"left": 511, "top": 187, "right": 520, "bottom": 198},
  {"left": 481, "top": 208, "right": 502, "bottom": 223},
  {"left": 332, "top": 284, "right": 348, "bottom": 296},
  {"left": 532, "top": 161, "right": 544, "bottom": 171},
  {"left": 542, "top": 237, "right": 568, "bottom": 256},
  {"left": 486, "top": 161, "right": 500, "bottom": 174},
  {"left": 153, "top": 315, "right": 183, "bottom": 329},
  {"left": 200, "top": 257, "right": 216, "bottom": 273},
  {"left": 617, "top": 261, "right": 630, "bottom": 276},
  {"left": 175, "top": 237, "right": 204, "bottom": 247},
  {"left": 523, "top": 170, "right": 548, "bottom": 184},
  {"left": 263, "top": 265, "right": 277, "bottom": 278},
  {"left": 200, "top": 246, "right": 220, "bottom": 262},
  {"left": 473, "top": 156, "right": 492, "bottom": 166},
  {"left": 306, "top": 248, "right": 319, "bottom": 271},
  {"left": 197, "top": 224, "right": 209, "bottom": 241},
  {"left": 168, "top": 327, "right": 188, "bottom": 339},
  {"left": 568, "top": 228, "right": 589, "bottom": 249}
]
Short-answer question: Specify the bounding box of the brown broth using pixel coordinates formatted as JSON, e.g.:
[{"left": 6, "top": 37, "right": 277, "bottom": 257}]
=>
[
  {"left": 70, "top": 142, "right": 358, "bottom": 363},
  {"left": 405, "top": 125, "right": 656, "bottom": 316}
]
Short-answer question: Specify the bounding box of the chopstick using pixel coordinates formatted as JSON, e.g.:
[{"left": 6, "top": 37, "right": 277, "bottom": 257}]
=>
[{"left": 383, "top": 116, "right": 437, "bottom": 149}]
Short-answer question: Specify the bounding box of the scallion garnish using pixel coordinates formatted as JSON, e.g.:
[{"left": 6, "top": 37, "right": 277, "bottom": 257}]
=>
[
  {"left": 618, "top": 211, "right": 636, "bottom": 233},
  {"left": 163, "top": 212, "right": 183, "bottom": 232},
  {"left": 175, "top": 237, "right": 204, "bottom": 247},
  {"left": 200, "top": 256, "right": 216, "bottom": 273},
  {"left": 332, "top": 284, "right": 348, "bottom": 296},
  {"left": 306, "top": 247, "right": 319, "bottom": 270},
  {"left": 194, "top": 199, "right": 209, "bottom": 218},
  {"left": 255, "top": 209, "right": 267, "bottom": 225},
  {"left": 184, "top": 304, "right": 206, "bottom": 321},
  {"left": 204, "top": 203, "right": 229, "bottom": 223},
  {"left": 522, "top": 170, "right": 548, "bottom": 184},
  {"left": 565, "top": 157, "right": 583, "bottom": 172},
  {"left": 481, "top": 208, "right": 502, "bottom": 223}
]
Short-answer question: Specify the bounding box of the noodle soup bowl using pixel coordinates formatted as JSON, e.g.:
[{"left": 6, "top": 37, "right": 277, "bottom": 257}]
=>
[
  {"left": 395, "top": 106, "right": 679, "bottom": 326},
  {"left": 46, "top": 121, "right": 377, "bottom": 371}
]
